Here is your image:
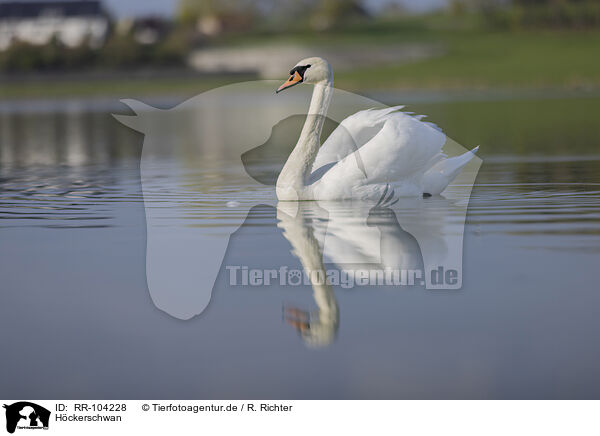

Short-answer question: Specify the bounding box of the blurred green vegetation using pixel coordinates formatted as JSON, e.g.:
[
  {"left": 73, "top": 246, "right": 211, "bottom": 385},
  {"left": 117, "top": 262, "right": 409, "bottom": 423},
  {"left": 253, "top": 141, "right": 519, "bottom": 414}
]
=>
[
  {"left": 0, "top": 30, "right": 190, "bottom": 73},
  {"left": 409, "top": 96, "right": 600, "bottom": 155},
  {"left": 0, "top": 75, "right": 252, "bottom": 99},
  {"left": 1, "top": 0, "right": 600, "bottom": 97},
  {"left": 335, "top": 27, "right": 600, "bottom": 89},
  {"left": 481, "top": 0, "right": 600, "bottom": 30}
]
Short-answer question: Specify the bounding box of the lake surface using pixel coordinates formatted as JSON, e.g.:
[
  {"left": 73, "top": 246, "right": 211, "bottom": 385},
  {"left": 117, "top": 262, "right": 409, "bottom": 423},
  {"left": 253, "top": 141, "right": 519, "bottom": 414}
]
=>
[{"left": 1, "top": 92, "right": 600, "bottom": 399}]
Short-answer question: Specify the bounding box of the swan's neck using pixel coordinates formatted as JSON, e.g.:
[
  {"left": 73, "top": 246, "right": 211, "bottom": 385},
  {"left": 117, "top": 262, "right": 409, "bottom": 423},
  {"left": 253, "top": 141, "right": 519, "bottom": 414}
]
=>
[
  {"left": 277, "top": 80, "right": 333, "bottom": 199},
  {"left": 277, "top": 205, "right": 339, "bottom": 345}
]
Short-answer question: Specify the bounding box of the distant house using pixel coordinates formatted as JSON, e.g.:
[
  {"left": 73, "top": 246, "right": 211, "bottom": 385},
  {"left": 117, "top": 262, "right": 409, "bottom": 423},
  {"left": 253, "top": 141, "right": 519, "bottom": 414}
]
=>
[{"left": 0, "top": 0, "right": 110, "bottom": 50}]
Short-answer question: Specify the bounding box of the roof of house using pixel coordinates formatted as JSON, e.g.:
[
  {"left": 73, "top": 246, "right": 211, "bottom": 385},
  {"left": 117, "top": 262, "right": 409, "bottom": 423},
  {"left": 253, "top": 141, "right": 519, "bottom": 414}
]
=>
[{"left": 0, "top": 1, "right": 107, "bottom": 18}]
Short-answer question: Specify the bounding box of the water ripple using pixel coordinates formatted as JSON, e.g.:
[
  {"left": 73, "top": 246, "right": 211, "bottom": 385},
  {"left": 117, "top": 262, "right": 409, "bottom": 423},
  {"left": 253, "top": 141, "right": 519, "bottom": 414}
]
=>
[{"left": 1, "top": 161, "right": 599, "bottom": 239}]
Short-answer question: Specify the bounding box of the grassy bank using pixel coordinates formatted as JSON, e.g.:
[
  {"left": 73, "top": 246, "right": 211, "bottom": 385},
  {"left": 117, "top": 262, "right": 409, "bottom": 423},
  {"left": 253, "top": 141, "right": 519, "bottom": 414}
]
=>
[
  {"left": 335, "top": 29, "right": 600, "bottom": 90},
  {"left": 1, "top": 18, "right": 599, "bottom": 99},
  {"left": 0, "top": 75, "right": 255, "bottom": 100}
]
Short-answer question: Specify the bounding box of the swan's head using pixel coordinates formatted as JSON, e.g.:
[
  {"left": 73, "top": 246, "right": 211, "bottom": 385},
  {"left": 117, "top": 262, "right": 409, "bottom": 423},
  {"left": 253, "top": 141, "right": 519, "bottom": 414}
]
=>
[
  {"left": 284, "top": 305, "right": 339, "bottom": 348},
  {"left": 276, "top": 57, "right": 332, "bottom": 93}
]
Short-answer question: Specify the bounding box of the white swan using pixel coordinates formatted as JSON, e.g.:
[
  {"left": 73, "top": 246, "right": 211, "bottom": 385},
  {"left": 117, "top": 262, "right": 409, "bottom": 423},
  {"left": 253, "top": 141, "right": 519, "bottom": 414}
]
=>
[{"left": 275, "top": 57, "right": 479, "bottom": 201}]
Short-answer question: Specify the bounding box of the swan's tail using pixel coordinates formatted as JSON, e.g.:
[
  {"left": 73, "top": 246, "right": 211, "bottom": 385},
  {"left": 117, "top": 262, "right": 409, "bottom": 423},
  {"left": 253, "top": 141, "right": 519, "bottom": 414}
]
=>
[
  {"left": 422, "top": 146, "right": 480, "bottom": 195},
  {"left": 445, "top": 146, "right": 479, "bottom": 178}
]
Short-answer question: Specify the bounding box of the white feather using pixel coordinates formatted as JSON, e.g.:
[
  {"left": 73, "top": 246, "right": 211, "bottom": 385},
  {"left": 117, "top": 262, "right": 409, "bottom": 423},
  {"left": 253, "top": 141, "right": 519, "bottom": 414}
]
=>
[{"left": 276, "top": 57, "right": 479, "bottom": 201}]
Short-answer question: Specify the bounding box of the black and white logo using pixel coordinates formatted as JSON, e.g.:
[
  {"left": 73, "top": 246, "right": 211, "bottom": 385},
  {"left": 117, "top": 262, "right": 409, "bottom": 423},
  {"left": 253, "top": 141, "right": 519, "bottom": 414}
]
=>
[{"left": 3, "top": 402, "right": 50, "bottom": 434}]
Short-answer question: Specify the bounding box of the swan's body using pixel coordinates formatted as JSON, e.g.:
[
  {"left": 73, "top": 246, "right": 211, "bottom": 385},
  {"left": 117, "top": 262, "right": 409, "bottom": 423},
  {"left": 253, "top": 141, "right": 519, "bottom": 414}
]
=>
[{"left": 275, "top": 57, "right": 479, "bottom": 201}]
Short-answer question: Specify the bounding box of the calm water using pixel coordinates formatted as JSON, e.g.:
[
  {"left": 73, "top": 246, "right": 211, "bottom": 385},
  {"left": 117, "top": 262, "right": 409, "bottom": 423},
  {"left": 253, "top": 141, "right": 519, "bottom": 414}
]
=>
[{"left": 1, "top": 93, "right": 600, "bottom": 399}]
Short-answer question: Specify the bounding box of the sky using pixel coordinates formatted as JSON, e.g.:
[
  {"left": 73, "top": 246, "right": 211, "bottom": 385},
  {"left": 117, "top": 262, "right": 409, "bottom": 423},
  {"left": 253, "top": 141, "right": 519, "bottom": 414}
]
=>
[{"left": 101, "top": 0, "right": 448, "bottom": 18}]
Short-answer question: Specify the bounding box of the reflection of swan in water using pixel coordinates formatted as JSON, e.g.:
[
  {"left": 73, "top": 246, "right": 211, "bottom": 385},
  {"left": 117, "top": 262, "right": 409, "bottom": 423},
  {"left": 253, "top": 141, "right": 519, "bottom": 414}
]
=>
[
  {"left": 275, "top": 57, "right": 479, "bottom": 201},
  {"left": 277, "top": 197, "right": 429, "bottom": 348},
  {"left": 277, "top": 202, "right": 339, "bottom": 348},
  {"left": 312, "top": 195, "right": 466, "bottom": 289},
  {"left": 313, "top": 200, "right": 425, "bottom": 273}
]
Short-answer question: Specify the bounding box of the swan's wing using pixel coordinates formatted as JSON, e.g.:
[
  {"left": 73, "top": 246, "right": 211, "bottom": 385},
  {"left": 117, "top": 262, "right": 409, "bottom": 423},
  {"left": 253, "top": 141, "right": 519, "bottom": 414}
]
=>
[
  {"left": 312, "top": 111, "right": 447, "bottom": 199},
  {"left": 313, "top": 105, "right": 409, "bottom": 170},
  {"left": 315, "top": 211, "right": 383, "bottom": 264}
]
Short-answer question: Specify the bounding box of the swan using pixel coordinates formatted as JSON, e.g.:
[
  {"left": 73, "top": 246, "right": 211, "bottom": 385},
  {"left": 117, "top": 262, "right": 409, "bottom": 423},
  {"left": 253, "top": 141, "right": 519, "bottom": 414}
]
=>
[{"left": 275, "top": 57, "right": 479, "bottom": 201}]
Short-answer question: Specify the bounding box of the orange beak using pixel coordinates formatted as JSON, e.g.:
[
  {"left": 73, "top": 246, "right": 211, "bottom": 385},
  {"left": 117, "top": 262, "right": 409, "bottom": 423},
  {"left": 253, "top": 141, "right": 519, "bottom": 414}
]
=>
[
  {"left": 276, "top": 71, "right": 303, "bottom": 93},
  {"left": 283, "top": 306, "right": 310, "bottom": 333}
]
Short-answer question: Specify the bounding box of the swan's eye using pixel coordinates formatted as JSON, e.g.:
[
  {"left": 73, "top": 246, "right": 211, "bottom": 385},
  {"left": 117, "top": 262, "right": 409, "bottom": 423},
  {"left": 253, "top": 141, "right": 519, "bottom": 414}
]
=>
[
  {"left": 289, "top": 64, "right": 311, "bottom": 78},
  {"left": 278, "top": 64, "right": 312, "bottom": 93}
]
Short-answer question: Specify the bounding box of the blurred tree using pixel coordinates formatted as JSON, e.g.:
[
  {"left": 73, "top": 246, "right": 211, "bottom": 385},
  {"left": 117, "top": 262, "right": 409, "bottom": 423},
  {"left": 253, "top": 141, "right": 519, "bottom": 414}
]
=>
[
  {"left": 99, "top": 33, "right": 144, "bottom": 68},
  {"left": 0, "top": 26, "right": 188, "bottom": 73},
  {"left": 0, "top": 42, "right": 41, "bottom": 72},
  {"left": 379, "top": 0, "right": 409, "bottom": 16},
  {"left": 309, "top": 0, "right": 370, "bottom": 30},
  {"left": 177, "top": 0, "right": 257, "bottom": 35},
  {"left": 152, "top": 29, "right": 189, "bottom": 66},
  {"left": 460, "top": 0, "right": 600, "bottom": 28},
  {"left": 256, "top": 0, "right": 315, "bottom": 24}
]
